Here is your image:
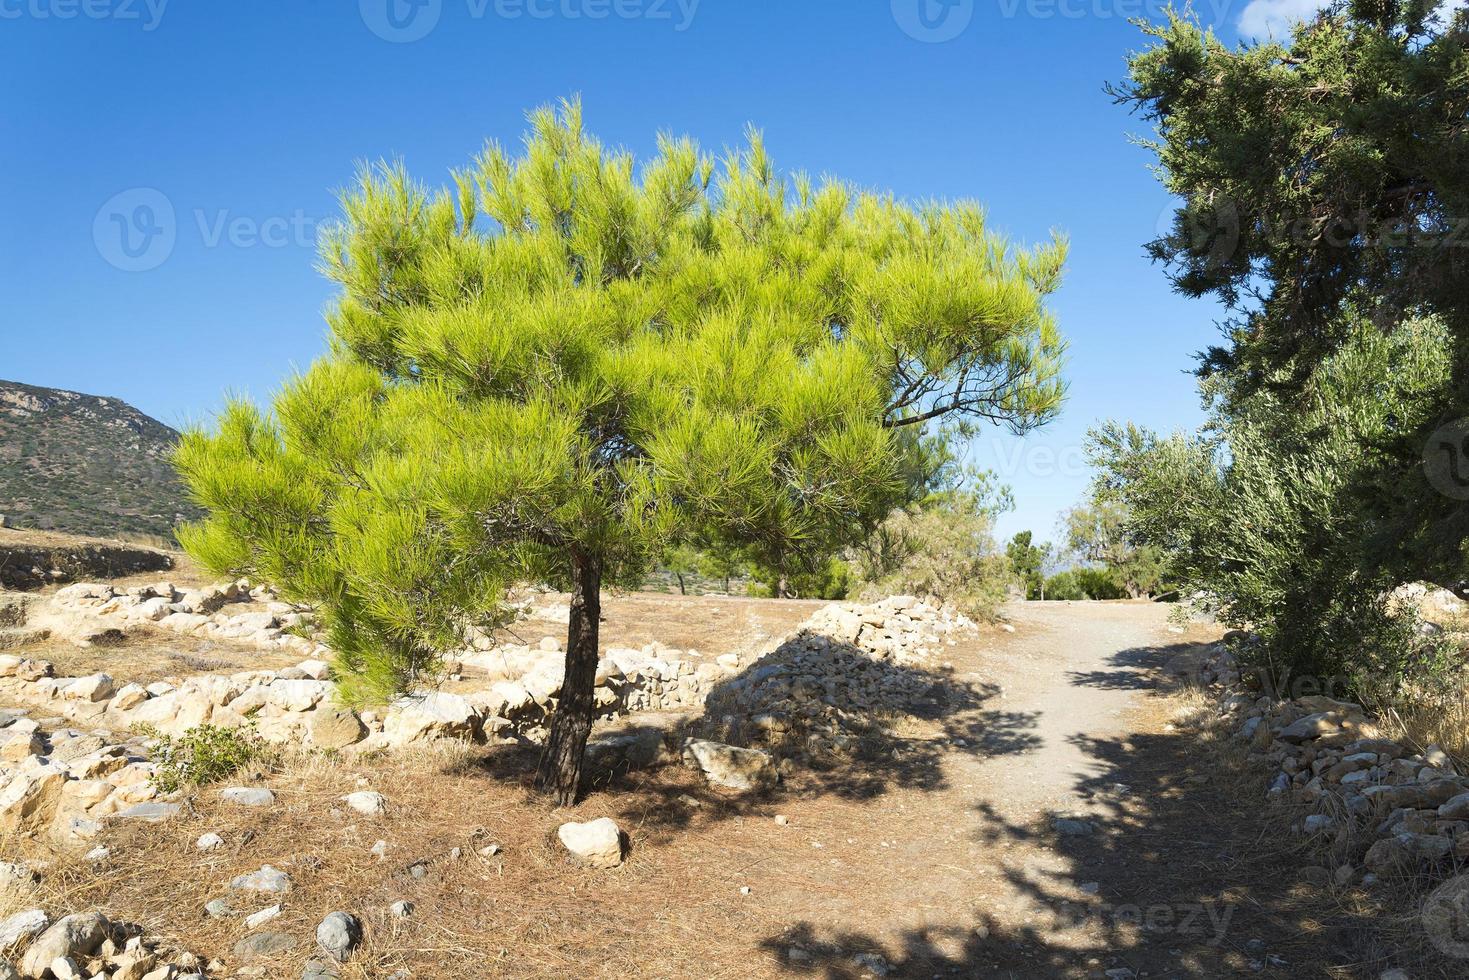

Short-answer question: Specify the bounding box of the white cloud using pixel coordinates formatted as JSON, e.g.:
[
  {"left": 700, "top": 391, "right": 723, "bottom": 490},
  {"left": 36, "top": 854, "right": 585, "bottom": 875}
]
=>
[
  {"left": 1238, "top": 0, "right": 1465, "bottom": 41},
  {"left": 1236, "top": 0, "right": 1329, "bottom": 42}
]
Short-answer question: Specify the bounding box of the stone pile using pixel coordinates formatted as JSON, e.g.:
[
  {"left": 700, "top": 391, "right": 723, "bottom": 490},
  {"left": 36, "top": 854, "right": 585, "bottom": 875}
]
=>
[
  {"left": 801, "top": 595, "right": 975, "bottom": 667},
  {"left": 41, "top": 581, "right": 326, "bottom": 657},
  {"left": 704, "top": 595, "right": 972, "bottom": 756},
  {"left": 0, "top": 908, "right": 206, "bottom": 979},
  {"left": 1191, "top": 639, "right": 1469, "bottom": 882},
  {"left": 0, "top": 708, "right": 164, "bottom": 842}
]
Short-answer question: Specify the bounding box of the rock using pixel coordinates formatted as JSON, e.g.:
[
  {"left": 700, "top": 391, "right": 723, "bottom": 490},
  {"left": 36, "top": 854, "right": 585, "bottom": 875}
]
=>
[
  {"left": 308, "top": 707, "right": 365, "bottom": 750},
  {"left": 389, "top": 900, "right": 414, "bottom": 919},
  {"left": 196, "top": 832, "right": 225, "bottom": 852},
  {"left": 557, "top": 817, "right": 624, "bottom": 869},
  {"left": 220, "top": 787, "right": 276, "bottom": 807},
  {"left": 1278, "top": 713, "right": 1343, "bottom": 743},
  {"left": 19, "top": 913, "right": 108, "bottom": 978},
  {"left": 302, "top": 957, "right": 342, "bottom": 980},
  {"left": 383, "top": 693, "right": 481, "bottom": 745},
  {"left": 1053, "top": 818, "right": 1095, "bottom": 837},
  {"left": 110, "top": 951, "right": 158, "bottom": 980},
  {"left": 204, "top": 899, "right": 234, "bottom": 919},
  {"left": 316, "top": 912, "right": 362, "bottom": 962},
  {"left": 1303, "top": 814, "right": 1336, "bottom": 834},
  {"left": 49, "top": 957, "right": 81, "bottom": 980},
  {"left": 680, "top": 739, "right": 777, "bottom": 792},
  {"left": 1363, "top": 780, "right": 1466, "bottom": 809},
  {"left": 0, "top": 766, "right": 66, "bottom": 833},
  {"left": 64, "top": 673, "right": 116, "bottom": 702},
  {"left": 0, "top": 728, "right": 43, "bottom": 763},
  {"left": 112, "top": 801, "right": 181, "bottom": 823},
  {"left": 233, "top": 931, "right": 298, "bottom": 961},
  {"left": 230, "top": 865, "right": 292, "bottom": 894},
  {"left": 264, "top": 679, "right": 330, "bottom": 712},
  {"left": 0, "top": 908, "right": 48, "bottom": 949},
  {"left": 245, "top": 905, "right": 283, "bottom": 929},
  {"left": 0, "top": 862, "right": 37, "bottom": 899},
  {"left": 341, "top": 791, "right": 386, "bottom": 816},
  {"left": 1439, "top": 791, "right": 1469, "bottom": 821}
]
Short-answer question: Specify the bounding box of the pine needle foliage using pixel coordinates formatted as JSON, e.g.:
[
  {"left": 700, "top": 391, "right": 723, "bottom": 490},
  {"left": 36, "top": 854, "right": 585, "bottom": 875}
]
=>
[{"left": 174, "top": 100, "right": 1067, "bottom": 795}]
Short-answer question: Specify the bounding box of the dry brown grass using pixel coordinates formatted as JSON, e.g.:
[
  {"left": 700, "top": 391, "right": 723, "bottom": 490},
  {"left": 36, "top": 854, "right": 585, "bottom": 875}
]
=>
[
  {"left": 19, "top": 630, "right": 304, "bottom": 687},
  {"left": 3, "top": 743, "right": 846, "bottom": 979}
]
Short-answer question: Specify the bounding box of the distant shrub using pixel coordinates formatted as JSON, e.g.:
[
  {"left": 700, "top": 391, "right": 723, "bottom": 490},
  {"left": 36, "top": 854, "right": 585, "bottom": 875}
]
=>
[
  {"left": 748, "top": 557, "right": 854, "bottom": 601},
  {"left": 1041, "top": 571, "right": 1087, "bottom": 601},
  {"left": 852, "top": 490, "right": 1013, "bottom": 620},
  {"left": 140, "top": 724, "right": 271, "bottom": 793}
]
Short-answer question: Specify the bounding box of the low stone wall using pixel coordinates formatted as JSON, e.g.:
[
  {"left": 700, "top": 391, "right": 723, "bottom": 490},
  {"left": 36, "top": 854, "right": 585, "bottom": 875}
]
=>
[
  {"left": 0, "top": 539, "right": 175, "bottom": 591},
  {"left": 1188, "top": 638, "right": 1469, "bottom": 884},
  {"left": 0, "top": 591, "right": 976, "bottom": 841}
]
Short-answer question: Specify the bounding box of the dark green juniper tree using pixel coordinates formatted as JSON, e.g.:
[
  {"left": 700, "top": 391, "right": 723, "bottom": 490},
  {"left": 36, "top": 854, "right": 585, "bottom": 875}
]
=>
[
  {"left": 175, "top": 100, "right": 1067, "bottom": 803},
  {"left": 1113, "top": 1, "right": 1469, "bottom": 572},
  {"left": 1096, "top": 3, "right": 1468, "bottom": 685}
]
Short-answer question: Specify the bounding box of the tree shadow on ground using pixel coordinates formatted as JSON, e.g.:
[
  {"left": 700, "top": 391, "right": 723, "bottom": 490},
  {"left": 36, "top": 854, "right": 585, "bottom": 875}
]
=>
[
  {"left": 473, "top": 632, "right": 1041, "bottom": 832},
  {"left": 753, "top": 640, "right": 1467, "bottom": 980}
]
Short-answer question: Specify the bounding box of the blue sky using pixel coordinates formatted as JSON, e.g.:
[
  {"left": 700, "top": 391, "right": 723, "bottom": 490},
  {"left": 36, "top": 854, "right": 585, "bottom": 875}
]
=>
[{"left": 2, "top": 0, "right": 1301, "bottom": 546}]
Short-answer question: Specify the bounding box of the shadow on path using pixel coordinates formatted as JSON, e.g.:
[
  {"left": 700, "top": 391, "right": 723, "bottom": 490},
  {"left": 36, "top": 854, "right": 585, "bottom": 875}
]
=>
[{"left": 756, "top": 640, "right": 1453, "bottom": 979}]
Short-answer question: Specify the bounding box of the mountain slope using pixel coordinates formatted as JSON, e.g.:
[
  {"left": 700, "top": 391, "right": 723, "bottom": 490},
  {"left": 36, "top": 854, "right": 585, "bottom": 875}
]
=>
[{"left": 0, "top": 379, "right": 201, "bottom": 540}]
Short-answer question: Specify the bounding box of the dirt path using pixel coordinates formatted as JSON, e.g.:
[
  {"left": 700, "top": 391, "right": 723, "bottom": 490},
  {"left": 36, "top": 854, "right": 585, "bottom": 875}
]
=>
[{"left": 742, "top": 600, "right": 1369, "bottom": 979}]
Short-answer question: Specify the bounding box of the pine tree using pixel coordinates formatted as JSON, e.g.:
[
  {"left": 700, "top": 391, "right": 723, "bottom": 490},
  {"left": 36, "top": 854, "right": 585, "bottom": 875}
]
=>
[{"left": 174, "top": 99, "right": 1067, "bottom": 804}]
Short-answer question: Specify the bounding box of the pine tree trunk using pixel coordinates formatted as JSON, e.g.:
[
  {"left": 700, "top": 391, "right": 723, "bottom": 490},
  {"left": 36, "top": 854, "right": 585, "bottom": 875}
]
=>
[{"left": 535, "top": 551, "right": 601, "bottom": 806}]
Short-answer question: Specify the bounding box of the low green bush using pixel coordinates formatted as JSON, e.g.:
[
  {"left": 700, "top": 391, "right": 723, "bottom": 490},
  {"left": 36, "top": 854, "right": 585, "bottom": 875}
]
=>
[{"left": 140, "top": 724, "right": 272, "bottom": 794}]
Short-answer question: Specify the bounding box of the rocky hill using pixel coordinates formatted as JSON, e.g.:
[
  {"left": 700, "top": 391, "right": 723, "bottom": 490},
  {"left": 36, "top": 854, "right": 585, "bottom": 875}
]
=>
[{"left": 0, "top": 380, "right": 201, "bottom": 541}]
